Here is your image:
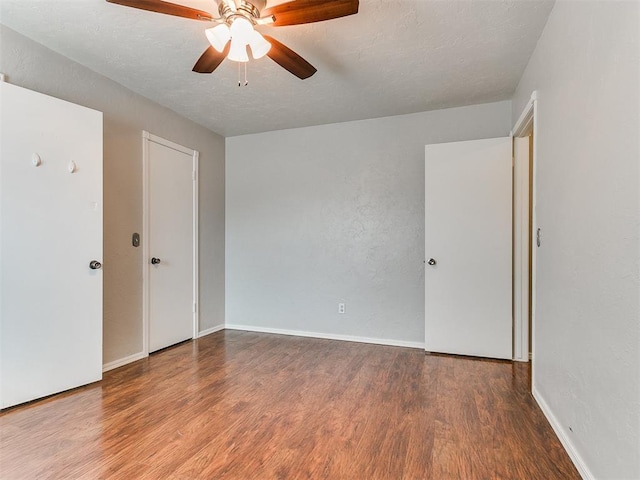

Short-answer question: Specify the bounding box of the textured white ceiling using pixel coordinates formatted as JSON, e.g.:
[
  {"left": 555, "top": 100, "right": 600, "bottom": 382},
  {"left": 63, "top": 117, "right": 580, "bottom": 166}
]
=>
[{"left": 0, "top": 0, "right": 554, "bottom": 136}]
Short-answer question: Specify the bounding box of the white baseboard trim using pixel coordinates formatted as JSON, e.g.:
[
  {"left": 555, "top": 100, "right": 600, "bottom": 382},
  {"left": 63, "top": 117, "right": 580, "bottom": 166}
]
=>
[
  {"left": 224, "top": 324, "right": 425, "bottom": 350},
  {"left": 102, "top": 351, "right": 147, "bottom": 373},
  {"left": 533, "top": 386, "right": 594, "bottom": 480},
  {"left": 197, "top": 324, "right": 225, "bottom": 338}
]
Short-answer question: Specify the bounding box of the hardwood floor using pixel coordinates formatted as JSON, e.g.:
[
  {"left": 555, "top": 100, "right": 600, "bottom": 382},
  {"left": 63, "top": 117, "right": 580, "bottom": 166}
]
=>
[{"left": 0, "top": 331, "right": 580, "bottom": 479}]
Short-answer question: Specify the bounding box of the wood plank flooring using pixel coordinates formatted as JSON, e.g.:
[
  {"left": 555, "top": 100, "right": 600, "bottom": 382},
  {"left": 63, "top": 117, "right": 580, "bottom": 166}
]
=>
[{"left": 0, "top": 331, "right": 580, "bottom": 479}]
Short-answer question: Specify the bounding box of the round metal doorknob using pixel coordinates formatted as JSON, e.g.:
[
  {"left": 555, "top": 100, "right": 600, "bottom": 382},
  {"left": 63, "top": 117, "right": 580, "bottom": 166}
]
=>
[
  {"left": 151, "top": 257, "right": 161, "bottom": 265},
  {"left": 89, "top": 260, "right": 102, "bottom": 270},
  {"left": 427, "top": 258, "right": 437, "bottom": 266}
]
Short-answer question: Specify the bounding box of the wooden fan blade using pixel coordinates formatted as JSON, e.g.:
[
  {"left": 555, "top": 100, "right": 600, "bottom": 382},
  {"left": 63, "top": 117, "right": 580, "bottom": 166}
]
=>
[
  {"left": 106, "top": 0, "right": 214, "bottom": 21},
  {"left": 262, "top": 0, "right": 358, "bottom": 26},
  {"left": 263, "top": 35, "right": 317, "bottom": 79},
  {"left": 192, "top": 43, "right": 229, "bottom": 73}
]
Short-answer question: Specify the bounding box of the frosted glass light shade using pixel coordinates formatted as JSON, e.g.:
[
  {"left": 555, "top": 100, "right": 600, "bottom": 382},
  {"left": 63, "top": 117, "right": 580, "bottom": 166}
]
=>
[
  {"left": 249, "top": 30, "right": 271, "bottom": 59},
  {"left": 229, "top": 17, "right": 253, "bottom": 46},
  {"left": 205, "top": 24, "right": 231, "bottom": 52},
  {"left": 228, "top": 38, "right": 249, "bottom": 62}
]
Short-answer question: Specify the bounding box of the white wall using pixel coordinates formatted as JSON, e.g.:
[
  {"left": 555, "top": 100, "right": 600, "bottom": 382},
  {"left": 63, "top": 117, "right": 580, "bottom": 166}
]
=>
[
  {"left": 512, "top": 2, "right": 639, "bottom": 478},
  {"left": 226, "top": 101, "right": 511, "bottom": 345},
  {"left": 0, "top": 26, "right": 226, "bottom": 366}
]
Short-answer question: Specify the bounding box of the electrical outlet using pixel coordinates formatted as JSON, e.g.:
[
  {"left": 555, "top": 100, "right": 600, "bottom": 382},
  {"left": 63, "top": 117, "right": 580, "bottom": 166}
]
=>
[{"left": 338, "top": 303, "right": 346, "bottom": 314}]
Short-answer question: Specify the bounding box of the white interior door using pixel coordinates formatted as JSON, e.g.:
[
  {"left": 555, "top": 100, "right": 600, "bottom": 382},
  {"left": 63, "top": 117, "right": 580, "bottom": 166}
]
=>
[
  {"left": 0, "top": 82, "right": 103, "bottom": 408},
  {"left": 145, "top": 133, "right": 197, "bottom": 353},
  {"left": 424, "top": 137, "right": 512, "bottom": 359}
]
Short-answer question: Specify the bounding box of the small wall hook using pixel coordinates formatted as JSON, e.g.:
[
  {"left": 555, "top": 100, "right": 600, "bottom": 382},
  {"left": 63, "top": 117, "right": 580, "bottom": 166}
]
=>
[{"left": 32, "top": 153, "right": 42, "bottom": 167}]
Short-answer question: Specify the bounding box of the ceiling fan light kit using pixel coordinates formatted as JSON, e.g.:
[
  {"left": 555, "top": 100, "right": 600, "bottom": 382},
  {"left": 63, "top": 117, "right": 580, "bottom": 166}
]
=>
[
  {"left": 212, "top": 15, "right": 272, "bottom": 62},
  {"left": 106, "top": 0, "right": 359, "bottom": 80}
]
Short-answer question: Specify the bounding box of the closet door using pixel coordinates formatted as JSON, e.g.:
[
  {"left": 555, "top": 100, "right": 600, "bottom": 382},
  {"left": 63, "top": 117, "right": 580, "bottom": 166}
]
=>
[{"left": 145, "top": 134, "right": 197, "bottom": 353}]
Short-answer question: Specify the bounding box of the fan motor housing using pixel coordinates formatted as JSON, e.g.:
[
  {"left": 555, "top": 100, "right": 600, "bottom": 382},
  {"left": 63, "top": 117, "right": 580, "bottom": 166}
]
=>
[{"left": 218, "top": 0, "right": 267, "bottom": 21}]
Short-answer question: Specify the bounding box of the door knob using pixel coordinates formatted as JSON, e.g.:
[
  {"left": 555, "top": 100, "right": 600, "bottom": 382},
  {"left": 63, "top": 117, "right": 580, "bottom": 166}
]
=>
[
  {"left": 427, "top": 258, "right": 437, "bottom": 266},
  {"left": 89, "top": 260, "right": 102, "bottom": 270},
  {"left": 151, "top": 257, "right": 161, "bottom": 265}
]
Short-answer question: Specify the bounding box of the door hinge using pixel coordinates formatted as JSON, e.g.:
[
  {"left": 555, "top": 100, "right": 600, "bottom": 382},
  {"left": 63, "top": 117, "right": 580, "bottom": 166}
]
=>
[{"left": 193, "top": 302, "right": 197, "bottom": 313}]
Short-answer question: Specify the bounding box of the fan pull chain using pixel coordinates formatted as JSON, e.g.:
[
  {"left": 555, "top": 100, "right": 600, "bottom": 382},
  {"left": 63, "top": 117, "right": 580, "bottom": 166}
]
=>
[{"left": 237, "top": 63, "right": 249, "bottom": 87}]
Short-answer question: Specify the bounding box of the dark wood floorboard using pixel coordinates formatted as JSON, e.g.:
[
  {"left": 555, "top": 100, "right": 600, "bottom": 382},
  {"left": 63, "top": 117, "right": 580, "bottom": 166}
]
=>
[{"left": 0, "top": 331, "right": 580, "bottom": 479}]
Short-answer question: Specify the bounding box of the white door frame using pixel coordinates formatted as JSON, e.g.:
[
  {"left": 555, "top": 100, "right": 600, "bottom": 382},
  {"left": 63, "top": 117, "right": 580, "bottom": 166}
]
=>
[
  {"left": 142, "top": 131, "right": 199, "bottom": 356},
  {"left": 511, "top": 91, "right": 537, "bottom": 365}
]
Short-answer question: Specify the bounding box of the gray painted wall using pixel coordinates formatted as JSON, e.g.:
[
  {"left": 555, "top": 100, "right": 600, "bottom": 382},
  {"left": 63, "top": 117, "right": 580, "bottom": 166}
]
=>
[
  {"left": 226, "top": 101, "right": 511, "bottom": 345},
  {"left": 512, "top": 2, "right": 640, "bottom": 478},
  {"left": 0, "top": 26, "right": 226, "bottom": 365}
]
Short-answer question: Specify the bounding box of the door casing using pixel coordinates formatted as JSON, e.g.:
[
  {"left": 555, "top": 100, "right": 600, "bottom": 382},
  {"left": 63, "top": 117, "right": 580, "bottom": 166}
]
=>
[{"left": 512, "top": 91, "right": 538, "bottom": 369}]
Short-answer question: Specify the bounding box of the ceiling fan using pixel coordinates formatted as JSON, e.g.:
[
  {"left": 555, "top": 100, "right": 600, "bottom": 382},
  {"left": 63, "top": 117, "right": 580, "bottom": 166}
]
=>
[{"left": 106, "top": 0, "right": 359, "bottom": 79}]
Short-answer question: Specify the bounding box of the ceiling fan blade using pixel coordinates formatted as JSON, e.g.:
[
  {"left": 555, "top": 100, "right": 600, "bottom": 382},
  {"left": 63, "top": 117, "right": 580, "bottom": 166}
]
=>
[
  {"left": 263, "top": 35, "right": 317, "bottom": 80},
  {"left": 106, "top": 0, "right": 214, "bottom": 21},
  {"left": 262, "top": 0, "right": 358, "bottom": 26},
  {"left": 192, "top": 43, "right": 230, "bottom": 73}
]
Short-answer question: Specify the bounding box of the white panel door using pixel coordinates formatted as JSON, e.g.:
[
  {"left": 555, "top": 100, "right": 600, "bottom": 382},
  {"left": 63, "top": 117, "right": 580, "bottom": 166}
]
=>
[
  {"left": 0, "top": 82, "right": 103, "bottom": 408},
  {"left": 424, "top": 137, "right": 512, "bottom": 359},
  {"left": 147, "top": 136, "right": 196, "bottom": 353}
]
